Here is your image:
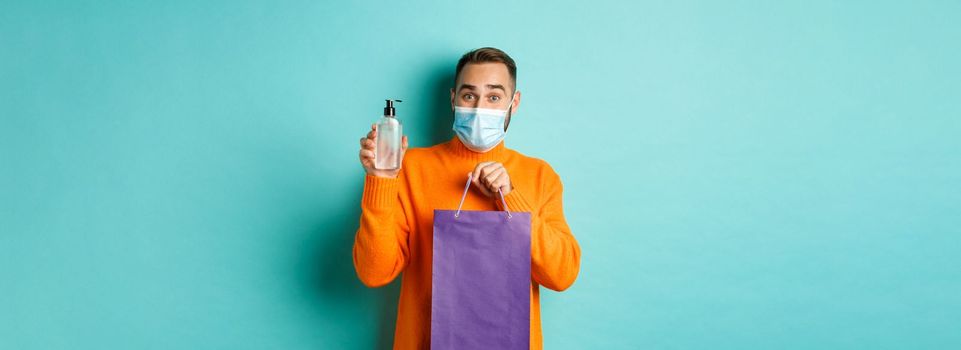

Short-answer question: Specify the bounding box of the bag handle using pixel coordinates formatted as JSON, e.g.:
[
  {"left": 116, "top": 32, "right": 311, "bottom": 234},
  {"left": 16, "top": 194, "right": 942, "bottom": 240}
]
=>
[{"left": 454, "top": 173, "right": 512, "bottom": 219}]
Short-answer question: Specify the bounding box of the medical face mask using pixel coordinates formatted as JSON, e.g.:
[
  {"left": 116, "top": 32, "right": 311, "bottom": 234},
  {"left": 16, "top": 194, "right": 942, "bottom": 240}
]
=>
[{"left": 452, "top": 95, "right": 515, "bottom": 153}]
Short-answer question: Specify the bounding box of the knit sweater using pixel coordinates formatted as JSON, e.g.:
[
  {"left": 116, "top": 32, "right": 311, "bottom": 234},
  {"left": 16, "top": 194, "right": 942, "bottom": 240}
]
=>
[{"left": 353, "top": 136, "right": 581, "bottom": 350}]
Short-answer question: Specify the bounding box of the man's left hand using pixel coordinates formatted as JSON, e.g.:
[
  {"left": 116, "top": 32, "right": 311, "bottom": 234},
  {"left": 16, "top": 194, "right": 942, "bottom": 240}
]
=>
[{"left": 471, "top": 161, "right": 512, "bottom": 198}]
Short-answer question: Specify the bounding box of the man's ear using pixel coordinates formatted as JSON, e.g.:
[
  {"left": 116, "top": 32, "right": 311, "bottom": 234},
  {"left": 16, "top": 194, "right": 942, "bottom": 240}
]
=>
[{"left": 450, "top": 88, "right": 456, "bottom": 113}]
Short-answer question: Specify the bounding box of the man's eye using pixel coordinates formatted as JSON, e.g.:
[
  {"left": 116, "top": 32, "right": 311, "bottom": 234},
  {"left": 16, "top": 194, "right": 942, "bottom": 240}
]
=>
[
  {"left": 490, "top": 96, "right": 500, "bottom": 102},
  {"left": 463, "top": 94, "right": 474, "bottom": 100}
]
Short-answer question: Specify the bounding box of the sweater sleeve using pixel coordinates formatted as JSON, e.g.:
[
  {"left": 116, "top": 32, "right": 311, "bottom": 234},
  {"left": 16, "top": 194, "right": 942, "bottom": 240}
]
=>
[
  {"left": 497, "top": 169, "right": 581, "bottom": 292},
  {"left": 352, "top": 174, "right": 411, "bottom": 288}
]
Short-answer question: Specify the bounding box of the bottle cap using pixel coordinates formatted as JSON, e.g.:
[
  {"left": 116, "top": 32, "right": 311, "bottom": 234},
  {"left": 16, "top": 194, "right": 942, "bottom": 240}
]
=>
[{"left": 384, "top": 99, "right": 403, "bottom": 117}]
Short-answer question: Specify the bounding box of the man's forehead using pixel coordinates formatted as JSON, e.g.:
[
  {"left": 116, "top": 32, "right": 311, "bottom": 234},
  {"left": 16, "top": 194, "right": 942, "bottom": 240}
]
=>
[{"left": 456, "top": 63, "right": 513, "bottom": 89}]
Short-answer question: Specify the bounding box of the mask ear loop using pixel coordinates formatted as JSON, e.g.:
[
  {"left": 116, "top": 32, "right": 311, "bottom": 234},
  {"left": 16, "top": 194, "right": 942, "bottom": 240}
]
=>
[
  {"left": 454, "top": 173, "right": 512, "bottom": 219},
  {"left": 504, "top": 92, "right": 516, "bottom": 131}
]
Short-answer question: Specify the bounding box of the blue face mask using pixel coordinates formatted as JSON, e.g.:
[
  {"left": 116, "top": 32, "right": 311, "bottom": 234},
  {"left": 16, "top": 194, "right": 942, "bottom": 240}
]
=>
[{"left": 452, "top": 95, "right": 515, "bottom": 152}]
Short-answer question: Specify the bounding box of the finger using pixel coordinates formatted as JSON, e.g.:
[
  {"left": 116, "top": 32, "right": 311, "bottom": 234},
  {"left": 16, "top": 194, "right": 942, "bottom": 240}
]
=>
[
  {"left": 360, "top": 149, "right": 375, "bottom": 159},
  {"left": 482, "top": 164, "right": 504, "bottom": 189},
  {"left": 359, "top": 151, "right": 374, "bottom": 167},
  {"left": 472, "top": 161, "right": 493, "bottom": 182},
  {"left": 483, "top": 166, "right": 503, "bottom": 185},
  {"left": 488, "top": 171, "right": 508, "bottom": 192},
  {"left": 481, "top": 167, "right": 498, "bottom": 188},
  {"left": 478, "top": 187, "right": 493, "bottom": 198},
  {"left": 484, "top": 171, "right": 501, "bottom": 192},
  {"left": 367, "top": 128, "right": 376, "bottom": 140},
  {"left": 482, "top": 164, "right": 504, "bottom": 186},
  {"left": 360, "top": 138, "right": 375, "bottom": 150},
  {"left": 471, "top": 170, "right": 483, "bottom": 188},
  {"left": 475, "top": 179, "right": 493, "bottom": 197},
  {"left": 471, "top": 170, "right": 488, "bottom": 195},
  {"left": 482, "top": 162, "right": 504, "bottom": 174},
  {"left": 397, "top": 136, "right": 409, "bottom": 162}
]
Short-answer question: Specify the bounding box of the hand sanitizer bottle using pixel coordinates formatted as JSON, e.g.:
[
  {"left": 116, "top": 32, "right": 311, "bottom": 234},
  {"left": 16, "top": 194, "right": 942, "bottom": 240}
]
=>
[{"left": 375, "top": 99, "right": 403, "bottom": 170}]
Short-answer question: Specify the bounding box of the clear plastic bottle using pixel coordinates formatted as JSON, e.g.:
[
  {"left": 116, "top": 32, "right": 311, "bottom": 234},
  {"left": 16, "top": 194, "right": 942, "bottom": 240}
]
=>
[{"left": 375, "top": 99, "right": 403, "bottom": 170}]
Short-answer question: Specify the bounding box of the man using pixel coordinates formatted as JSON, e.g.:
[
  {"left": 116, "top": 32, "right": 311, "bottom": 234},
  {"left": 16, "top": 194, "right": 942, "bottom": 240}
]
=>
[{"left": 354, "top": 47, "right": 581, "bottom": 349}]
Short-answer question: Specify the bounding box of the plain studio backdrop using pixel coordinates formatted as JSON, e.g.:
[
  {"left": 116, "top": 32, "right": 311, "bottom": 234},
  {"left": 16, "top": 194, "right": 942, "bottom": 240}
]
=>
[{"left": 2, "top": 1, "right": 959, "bottom": 349}]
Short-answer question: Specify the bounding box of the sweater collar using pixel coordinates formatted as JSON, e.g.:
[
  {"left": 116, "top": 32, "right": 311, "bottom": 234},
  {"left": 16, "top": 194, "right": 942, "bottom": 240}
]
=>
[{"left": 446, "top": 136, "right": 508, "bottom": 162}]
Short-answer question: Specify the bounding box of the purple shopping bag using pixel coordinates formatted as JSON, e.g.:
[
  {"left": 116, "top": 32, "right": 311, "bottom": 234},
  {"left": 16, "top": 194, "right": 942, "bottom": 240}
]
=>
[{"left": 431, "top": 174, "right": 531, "bottom": 350}]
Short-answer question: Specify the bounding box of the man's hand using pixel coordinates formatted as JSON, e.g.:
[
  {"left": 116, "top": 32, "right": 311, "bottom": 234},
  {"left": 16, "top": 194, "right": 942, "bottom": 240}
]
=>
[
  {"left": 471, "top": 161, "right": 512, "bottom": 198},
  {"left": 359, "top": 123, "right": 408, "bottom": 178}
]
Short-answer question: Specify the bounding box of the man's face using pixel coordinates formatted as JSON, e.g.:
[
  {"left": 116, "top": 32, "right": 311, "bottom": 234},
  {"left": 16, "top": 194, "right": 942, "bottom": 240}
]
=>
[{"left": 450, "top": 63, "right": 521, "bottom": 126}]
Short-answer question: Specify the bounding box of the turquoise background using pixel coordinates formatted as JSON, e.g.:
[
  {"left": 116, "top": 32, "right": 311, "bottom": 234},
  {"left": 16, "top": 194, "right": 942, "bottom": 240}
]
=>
[{"left": 2, "top": 1, "right": 960, "bottom": 349}]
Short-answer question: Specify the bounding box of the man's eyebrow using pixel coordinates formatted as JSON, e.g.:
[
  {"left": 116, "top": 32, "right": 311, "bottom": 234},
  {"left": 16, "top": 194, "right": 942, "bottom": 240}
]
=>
[
  {"left": 457, "top": 83, "right": 508, "bottom": 93},
  {"left": 486, "top": 84, "right": 506, "bottom": 92}
]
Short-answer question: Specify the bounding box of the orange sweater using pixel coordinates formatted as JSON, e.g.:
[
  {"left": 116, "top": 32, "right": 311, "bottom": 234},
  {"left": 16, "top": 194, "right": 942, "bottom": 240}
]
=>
[{"left": 353, "top": 136, "right": 581, "bottom": 350}]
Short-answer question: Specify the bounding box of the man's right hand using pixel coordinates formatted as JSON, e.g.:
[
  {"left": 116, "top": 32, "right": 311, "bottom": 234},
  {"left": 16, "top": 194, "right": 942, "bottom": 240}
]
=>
[{"left": 359, "top": 123, "right": 408, "bottom": 178}]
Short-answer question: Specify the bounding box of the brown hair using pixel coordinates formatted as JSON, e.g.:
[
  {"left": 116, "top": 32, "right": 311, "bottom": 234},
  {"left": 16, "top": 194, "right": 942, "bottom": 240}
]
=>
[{"left": 454, "top": 47, "right": 517, "bottom": 90}]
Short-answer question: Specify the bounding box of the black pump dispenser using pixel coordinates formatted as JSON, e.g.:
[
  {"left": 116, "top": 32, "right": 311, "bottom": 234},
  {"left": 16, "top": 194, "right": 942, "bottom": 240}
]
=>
[{"left": 384, "top": 99, "right": 402, "bottom": 117}]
